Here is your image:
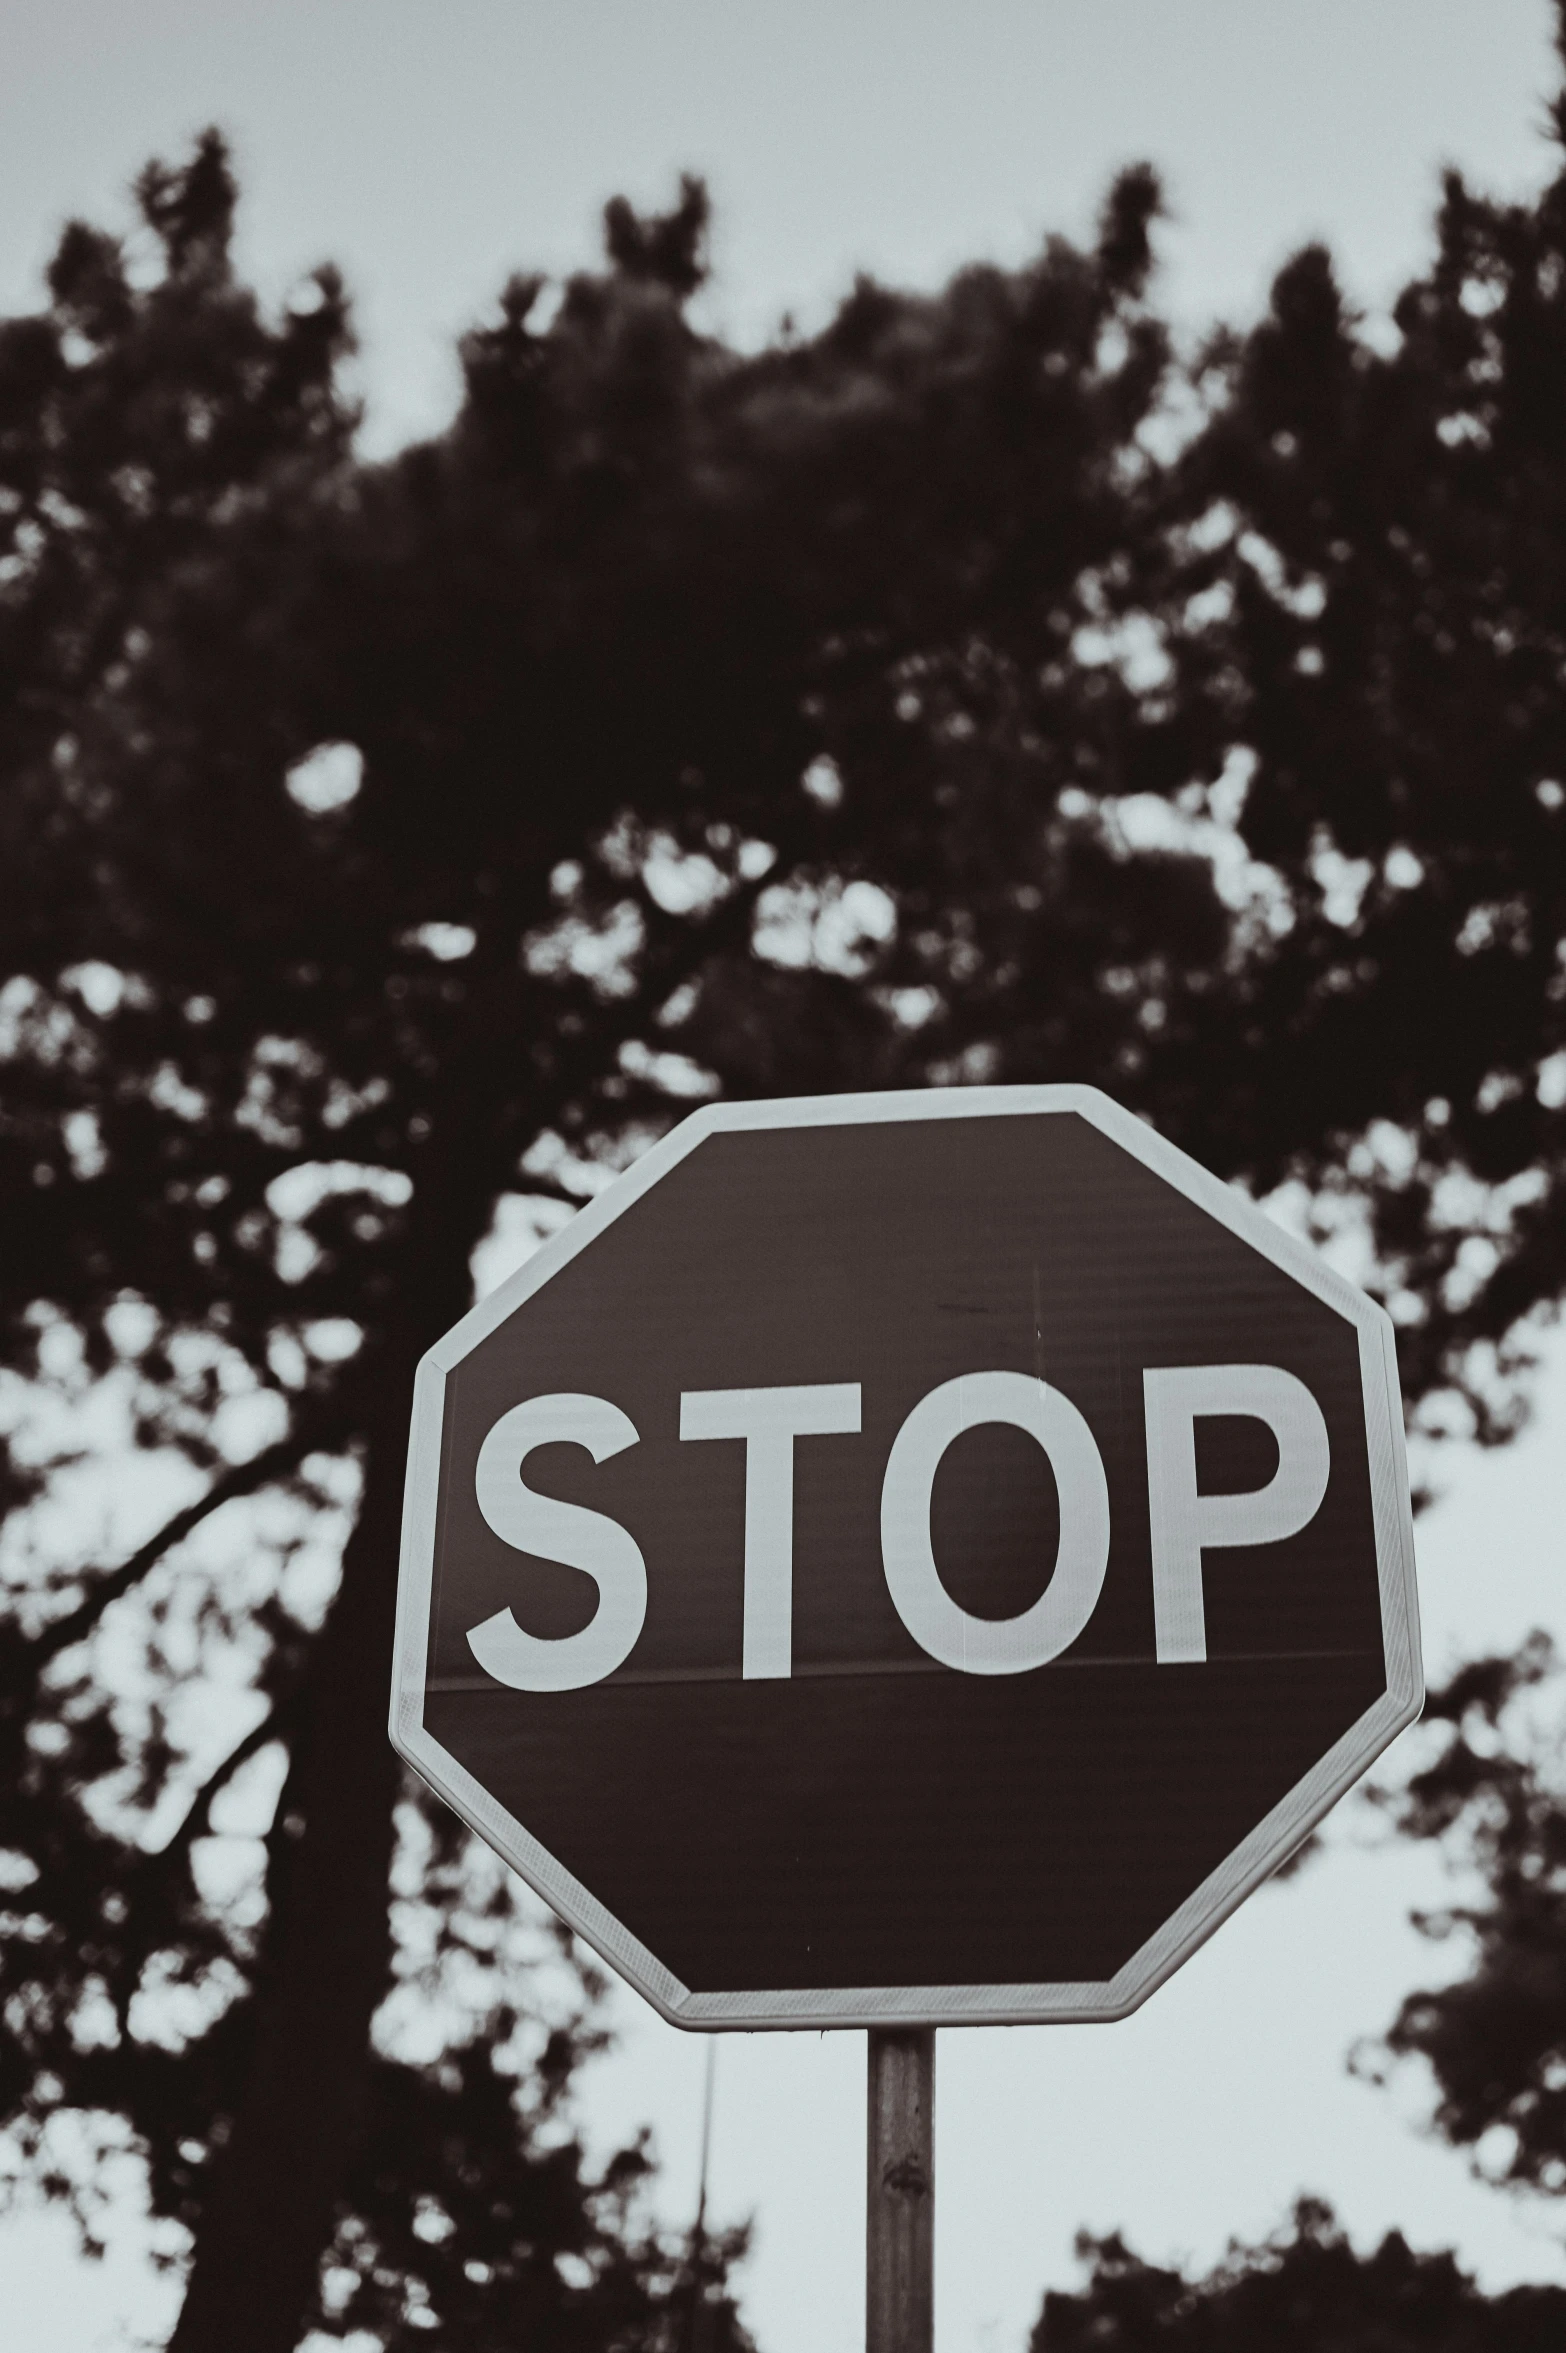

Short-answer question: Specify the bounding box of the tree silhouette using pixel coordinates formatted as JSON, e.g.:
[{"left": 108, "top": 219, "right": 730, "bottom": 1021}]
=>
[
  {"left": 1367, "top": 1637, "right": 1566, "bottom": 2201},
  {"left": 10, "top": 15, "right": 1566, "bottom": 2343},
  {"left": 1163, "top": 26, "right": 1566, "bottom": 1433},
  {"left": 0, "top": 140, "right": 767, "bottom": 2351},
  {"left": 1032, "top": 2199, "right": 1566, "bottom": 2353},
  {"left": 1157, "top": 6, "right": 1566, "bottom": 2273},
  {"left": 0, "top": 134, "right": 1232, "bottom": 2352}
]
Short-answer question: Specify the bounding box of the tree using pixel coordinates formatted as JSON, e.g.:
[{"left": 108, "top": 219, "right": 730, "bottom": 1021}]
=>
[
  {"left": 1368, "top": 1637, "right": 1566, "bottom": 2201},
  {"left": 1031, "top": 2198, "right": 1566, "bottom": 2353},
  {"left": 0, "top": 140, "right": 767, "bottom": 2350},
  {"left": 1161, "top": 10, "right": 1566, "bottom": 1437},
  {"left": 13, "top": 14, "right": 1566, "bottom": 2341},
  {"left": 0, "top": 134, "right": 1240, "bottom": 2352},
  {"left": 1151, "top": 0, "right": 1566, "bottom": 2254}
]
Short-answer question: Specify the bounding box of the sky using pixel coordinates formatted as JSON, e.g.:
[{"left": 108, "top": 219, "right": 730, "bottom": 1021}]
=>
[
  {"left": 1, "top": 2, "right": 1560, "bottom": 452},
  {"left": 5, "top": 3, "right": 1566, "bottom": 2349}
]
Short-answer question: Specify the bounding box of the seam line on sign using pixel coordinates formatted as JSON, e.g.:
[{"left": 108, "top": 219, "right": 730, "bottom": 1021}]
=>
[{"left": 425, "top": 1646, "right": 1381, "bottom": 1694}]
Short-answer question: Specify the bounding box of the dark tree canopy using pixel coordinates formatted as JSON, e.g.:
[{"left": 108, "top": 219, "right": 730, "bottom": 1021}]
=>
[
  {"left": 8, "top": 23, "right": 1566, "bottom": 2347},
  {"left": 1032, "top": 2200, "right": 1566, "bottom": 2353},
  {"left": 1163, "top": 151, "right": 1566, "bottom": 1431},
  {"left": 1370, "top": 1638, "right": 1566, "bottom": 2201}
]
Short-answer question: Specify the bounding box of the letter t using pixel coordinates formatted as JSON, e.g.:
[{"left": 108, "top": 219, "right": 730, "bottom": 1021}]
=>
[{"left": 680, "top": 1383, "right": 862, "bottom": 1678}]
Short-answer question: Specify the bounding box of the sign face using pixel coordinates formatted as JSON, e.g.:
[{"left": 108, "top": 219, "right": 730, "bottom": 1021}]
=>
[{"left": 392, "top": 1086, "right": 1420, "bottom": 2029}]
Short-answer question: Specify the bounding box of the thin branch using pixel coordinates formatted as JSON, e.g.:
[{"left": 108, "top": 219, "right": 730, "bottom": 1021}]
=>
[
  {"left": 640, "top": 846, "right": 786, "bottom": 991},
  {"left": 513, "top": 1174, "right": 596, "bottom": 1213},
  {"left": 8, "top": 856, "right": 796, "bottom": 1713},
  {"left": 101, "top": 1685, "right": 309, "bottom": 2039},
  {"left": 144, "top": 1684, "right": 305, "bottom": 1881},
  {"left": 7, "top": 1403, "right": 350, "bottom": 1686},
  {"left": 528, "top": 851, "right": 788, "bottom": 1127}
]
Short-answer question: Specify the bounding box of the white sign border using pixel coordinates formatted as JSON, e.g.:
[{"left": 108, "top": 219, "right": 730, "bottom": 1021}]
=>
[{"left": 390, "top": 1083, "right": 1422, "bottom": 2030}]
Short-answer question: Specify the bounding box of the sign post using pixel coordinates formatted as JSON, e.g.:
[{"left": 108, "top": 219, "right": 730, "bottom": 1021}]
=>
[
  {"left": 392, "top": 1084, "right": 1421, "bottom": 2346},
  {"left": 867, "top": 2029, "right": 934, "bottom": 2353}
]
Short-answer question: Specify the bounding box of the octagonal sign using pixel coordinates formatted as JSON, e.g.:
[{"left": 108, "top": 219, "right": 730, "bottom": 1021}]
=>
[{"left": 391, "top": 1085, "right": 1420, "bottom": 2029}]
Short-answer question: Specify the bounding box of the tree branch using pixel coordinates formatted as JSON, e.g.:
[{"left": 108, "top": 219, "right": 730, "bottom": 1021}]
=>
[
  {"left": 101, "top": 1684, "right": 308, "bottom": 2039},
  {"left": 527, "top": 850, "right": 789, "bottom": 1132},
  {"left": 145, "top": 1683, "right": 305, "bottom": 1882},
  {"left": 6, "top": 1403, "right": 352, "bottom": 1689},
  {"left": 513, "top": 1174, "right": 596, "bottom": 1213}
]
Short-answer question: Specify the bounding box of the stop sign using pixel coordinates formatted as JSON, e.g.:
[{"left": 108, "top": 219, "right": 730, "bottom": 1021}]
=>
[{"left": 392, "top": 1085, "right": 1419, "bottom": 2028}]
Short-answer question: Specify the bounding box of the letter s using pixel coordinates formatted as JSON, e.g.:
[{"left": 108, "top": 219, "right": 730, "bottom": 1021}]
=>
[{"left": 467, "top": 1392, "right": 645, "bottom": 1692}]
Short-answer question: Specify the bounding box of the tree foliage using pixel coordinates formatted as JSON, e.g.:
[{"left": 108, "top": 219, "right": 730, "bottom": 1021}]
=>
[
  {"left": 8, "top": 20, "right": 1566, "bottom": 2344},
  {"left": 1370, "top": 1638, "right": 1566, "bottom": 2199},
  {"left": 1032, "top": 2199, "right": 1566, "bottom": 2353},
  {"left": 1165, "top": 102, "right": 1566, "bottom": 1433},
  {"left": 0, "top": 126, "right": 1229, "bottom": 2353},
  {"left": 0, "top": 136, "right": 763, "bottom": 2351}
]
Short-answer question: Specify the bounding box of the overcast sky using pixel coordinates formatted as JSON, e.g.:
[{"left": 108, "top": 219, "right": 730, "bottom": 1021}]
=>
[
  {"left": 6, "top": 6, "right": 1566, "bottom": 2351},
  {"left": 3, "top": 1, "right": 1561, "bottom": 452}
]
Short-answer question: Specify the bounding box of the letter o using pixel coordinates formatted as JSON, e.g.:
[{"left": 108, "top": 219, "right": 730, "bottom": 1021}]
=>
[{"left": 880, "top": 1372, "right": 1110, "bottom": 1674}]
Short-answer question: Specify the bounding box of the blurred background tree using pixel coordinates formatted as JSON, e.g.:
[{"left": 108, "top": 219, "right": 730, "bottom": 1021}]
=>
[
  {"left": 1370, "top": 1639, "right": 1566, "bottom": 2203},
  {"left": 1031, "top": 2198, "right": 1566, "bottom": 2352},
  {"left": 9, "top": 15, "right": 1566, "bottom": 2345}
]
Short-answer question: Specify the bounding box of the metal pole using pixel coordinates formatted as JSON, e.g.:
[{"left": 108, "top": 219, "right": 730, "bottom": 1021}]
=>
[{"left": 866, "top": 2028, "right": 934, "bottom": 2353}]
